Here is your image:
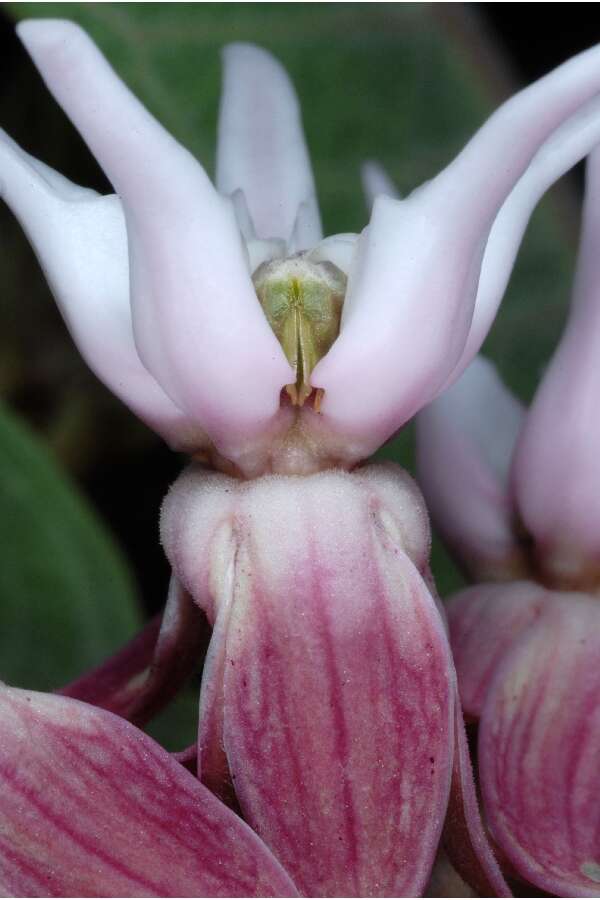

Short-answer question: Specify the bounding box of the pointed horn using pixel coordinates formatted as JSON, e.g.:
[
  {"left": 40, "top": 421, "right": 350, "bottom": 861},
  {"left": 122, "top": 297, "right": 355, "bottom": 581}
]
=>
[
  {"left": 217, "top": 43, "right": 322, "bottom": 245},
  {"left": 360, "top": 159, "right": 399, "bottom": 212}
]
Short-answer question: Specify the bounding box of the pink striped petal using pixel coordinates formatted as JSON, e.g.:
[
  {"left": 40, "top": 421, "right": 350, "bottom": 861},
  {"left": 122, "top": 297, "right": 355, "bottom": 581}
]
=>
[
  {"left": 18, "top": 20, "right": 293, "bottom": 457},
  {"left": 216, "top": 43, "right": 321, "bottom": 246},
  {"left": 443, "top": 685, "right": 511, "bottom": 897},
  {"left": 0, "top": 686, "right": 298, "bottom": 897},
  {"left": 447, "top": 581, "right": 550, "bottom": 719},
  {"left": 479, "top": 594, "right": 600, "bottom": 897},
  {"left": 162, "top": 464, "right": 453, "bottom": 897},
  {"left": 59, "top": 577, "right": 210, "bottom": 726},
  {"left": 0, "top": 129, "right": 197, "bottom": 448},
  {"left": 416, "top": 356, "right": 527, "bottom": 581},
  {"left": 512, "top": 148, "right": 600, "bottom": 587},
  {"left": 313, "top": 44, "right": 600, "bottom": 455}
]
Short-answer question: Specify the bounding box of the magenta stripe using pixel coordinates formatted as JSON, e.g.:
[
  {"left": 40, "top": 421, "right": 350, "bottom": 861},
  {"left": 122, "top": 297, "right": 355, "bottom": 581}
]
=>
[
  {"left": 309, "top": 539, "right": 362, "bottom": 890},
  {"left": 0, "top": 764, "right": 162, "bottom": 894},
  {"left": 0, "top": 688, "right": 299, "bottom": 898}
]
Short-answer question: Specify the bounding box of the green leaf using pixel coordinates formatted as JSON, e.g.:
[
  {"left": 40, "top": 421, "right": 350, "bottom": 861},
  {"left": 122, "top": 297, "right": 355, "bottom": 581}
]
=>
[
  {"left": 0, "top": 403, "right": 141, "bottom": 690},
  {"left": 146, "top": 687, "right": 199, "bottom": 753}
]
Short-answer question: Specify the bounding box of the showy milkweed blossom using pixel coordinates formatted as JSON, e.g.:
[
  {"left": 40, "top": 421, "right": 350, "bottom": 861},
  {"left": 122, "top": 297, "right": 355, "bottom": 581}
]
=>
[
  {"left": 417, "top": 149, "right": 600, "bottom": 898},
  {"left": 2, "top": 17, "right": 600, "bottom": 897}
]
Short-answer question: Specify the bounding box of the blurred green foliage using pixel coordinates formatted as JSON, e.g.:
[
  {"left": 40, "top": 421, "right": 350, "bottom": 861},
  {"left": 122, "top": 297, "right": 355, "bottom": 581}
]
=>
[
  {"left": 0, "top": 403, "right": 140, "bottom": 690},
  {"left": 147, "top": 686, "right": 200, "bottom": 752},
  {"left": 1, "top": 4, "right": 577, "bottom": 738}
]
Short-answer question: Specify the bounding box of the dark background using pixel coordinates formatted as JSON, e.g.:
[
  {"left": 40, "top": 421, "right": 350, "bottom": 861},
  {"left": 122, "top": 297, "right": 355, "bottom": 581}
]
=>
[{"left": 484, "top": 4, "right": 600, "bottom": 82}]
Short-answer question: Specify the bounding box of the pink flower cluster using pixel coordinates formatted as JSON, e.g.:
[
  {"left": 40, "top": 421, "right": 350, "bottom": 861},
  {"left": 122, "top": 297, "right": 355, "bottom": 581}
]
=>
[{"left": 1, "top": 19, "right": 599, "bottom": 897}]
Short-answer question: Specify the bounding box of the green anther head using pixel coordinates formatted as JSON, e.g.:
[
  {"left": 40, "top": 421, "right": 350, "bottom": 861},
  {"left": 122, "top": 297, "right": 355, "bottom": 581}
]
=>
[{"left": 253, "top": 256, "right": 346, "bottom": 408}]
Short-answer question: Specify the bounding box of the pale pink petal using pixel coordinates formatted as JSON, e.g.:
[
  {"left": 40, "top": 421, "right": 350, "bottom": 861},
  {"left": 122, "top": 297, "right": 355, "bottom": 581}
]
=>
[
  {"left": 18, "top": 20, "right": 293, "bottom": 457},
  {"left": 447, "top": 581, "right": 550, "bottom": 718},
  {"left": 449, "top": 94, "right": 600, "bottom": 386},
  {"left": 416, "top": 356, "right": 527, "bottom": 580},
  {"left": 479, "top": 594, "right": 600, "bottom": 897},
  {"left": 59, "top": 577, "right": 210, "bottom": 726},
  {"left": 162, "top": 464, "right": 453, "bottom": 897},
  {"left": 0, "top": 129, "right": 197, "bottom": 447},
  {"left": 313, "top": 45, "right": 600, "bottom": 455},
  {"left": 512, "top": 148, "right": 600, "bottom": 585},
  {"left": 443, "top": 684, "right": 511, "bottom": 897},
  {"left": 0, "top": 686, "right": 298, "bottom": 897},
  {"left": 361, "top": 159, "right": 400, "bottom": 211},
  {"left": 216, "top": 43, "right": 322, "bottom": 246}
]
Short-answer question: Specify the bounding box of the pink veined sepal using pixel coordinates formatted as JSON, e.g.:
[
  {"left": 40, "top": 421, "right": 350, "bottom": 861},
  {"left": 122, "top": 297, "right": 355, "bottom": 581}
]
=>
[
  {"left": 161, "top": 463, "right": 454, "bottom": 896},
  {"left": 478, "top": 594, "right": 600, "bottom": 897},
  {"left": 0, "top": 686, "right": 298, "bottom": 897}
]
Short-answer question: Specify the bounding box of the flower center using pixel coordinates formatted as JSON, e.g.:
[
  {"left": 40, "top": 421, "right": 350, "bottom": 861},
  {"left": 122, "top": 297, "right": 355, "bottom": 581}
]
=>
[{"left": 253, "top": 256, "right": 346, "bottom": 409}]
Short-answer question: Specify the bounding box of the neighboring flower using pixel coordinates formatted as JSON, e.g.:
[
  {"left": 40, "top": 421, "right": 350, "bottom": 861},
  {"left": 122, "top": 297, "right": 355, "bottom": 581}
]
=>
[
  {"left": 511, "top": 150, "right": 600, "bottom": 590},
  {"left": 416, "top": 150, "right": 600, "bottom": 896},
  {"left": 417, "top": 355, "right": 528, "bottom": 583},
  {"left": 4, "top": 18, "right": 600, "bottom": 898}
]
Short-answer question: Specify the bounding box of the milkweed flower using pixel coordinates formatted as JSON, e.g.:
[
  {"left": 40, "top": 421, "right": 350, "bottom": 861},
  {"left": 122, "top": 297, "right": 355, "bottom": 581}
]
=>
[
  {"left": 3, "top": 17, "right": 600, "bottom": 897},
  {"left": 417, "top": 149, "right": 600, "bottom": 897},
  {"left": 6, "top": 20, "right": 600, "bottom": 474}
]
